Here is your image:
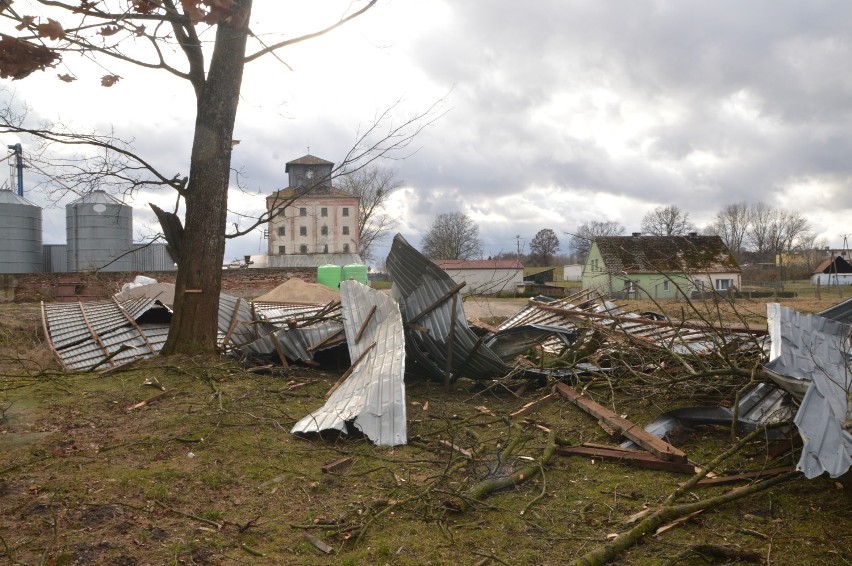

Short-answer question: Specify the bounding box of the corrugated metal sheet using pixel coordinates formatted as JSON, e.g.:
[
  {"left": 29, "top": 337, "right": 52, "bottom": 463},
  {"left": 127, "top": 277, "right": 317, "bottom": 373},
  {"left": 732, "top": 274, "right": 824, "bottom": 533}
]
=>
[
  {"left": 292, "top": 281, "right": 407, "bottom": 445},
  {"left": 43, "top": 244, "right": 68, "bottom": 273},
  {"left": 818, "top": 297, "right": 852, "bottom": 323},
  {"left": 132, "top": 243, "right": 177, "bottom": 271},
  {"left": 386, "top": 234, "right": 508, "bottom": 381},
  {"left": 499, "top": 290, "right": 766, "bottom": 358},
  {"left": 764, "top": 303, "right": 852, "bottom": 478},
  {"left": 237, "top": 301, "right": 345, "bottom": 361},
  {"left": 43, "top": 297, "right": 171, "bottom": 370}
]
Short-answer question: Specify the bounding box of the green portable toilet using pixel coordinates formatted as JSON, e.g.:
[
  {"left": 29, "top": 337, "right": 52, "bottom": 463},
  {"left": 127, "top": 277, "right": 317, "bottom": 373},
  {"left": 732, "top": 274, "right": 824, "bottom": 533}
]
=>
[
  {"left": 317, "top": 264, "right": 342, "bottom": 290},
  {"left": 342, "top": 263, "right": 368, "bottom": 285}
]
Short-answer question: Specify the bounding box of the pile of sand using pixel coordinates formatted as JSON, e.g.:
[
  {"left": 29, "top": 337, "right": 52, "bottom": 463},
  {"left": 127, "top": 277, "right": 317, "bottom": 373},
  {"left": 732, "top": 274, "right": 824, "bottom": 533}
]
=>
[{"left": 253, "top": 278, "right": 340, "bottom": 304}]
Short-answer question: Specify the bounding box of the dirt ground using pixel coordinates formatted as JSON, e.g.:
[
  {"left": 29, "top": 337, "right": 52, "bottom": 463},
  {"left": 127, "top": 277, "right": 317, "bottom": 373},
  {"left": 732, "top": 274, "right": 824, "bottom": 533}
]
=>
[{"left": 1, "top": 301, "right": 851, "bottom": 565}]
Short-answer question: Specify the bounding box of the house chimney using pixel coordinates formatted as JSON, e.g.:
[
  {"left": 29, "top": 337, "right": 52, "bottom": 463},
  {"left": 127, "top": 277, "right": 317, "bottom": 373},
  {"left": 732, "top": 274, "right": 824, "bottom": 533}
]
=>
[{"left": 632, "top": 232, "right": 641, "bottom": 237}]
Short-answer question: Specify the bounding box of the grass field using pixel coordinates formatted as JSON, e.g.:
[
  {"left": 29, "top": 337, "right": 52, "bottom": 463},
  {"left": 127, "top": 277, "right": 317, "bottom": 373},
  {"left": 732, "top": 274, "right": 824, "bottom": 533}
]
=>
[{"left": 1, "top": 302, "right": 850, "bottom": 565}]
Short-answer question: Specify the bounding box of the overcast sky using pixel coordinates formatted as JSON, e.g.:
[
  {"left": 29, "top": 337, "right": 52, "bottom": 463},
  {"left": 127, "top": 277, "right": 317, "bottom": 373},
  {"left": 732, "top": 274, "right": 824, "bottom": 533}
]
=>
[{"left": 3, "top": 0, "right": 852, "bottom": 265}]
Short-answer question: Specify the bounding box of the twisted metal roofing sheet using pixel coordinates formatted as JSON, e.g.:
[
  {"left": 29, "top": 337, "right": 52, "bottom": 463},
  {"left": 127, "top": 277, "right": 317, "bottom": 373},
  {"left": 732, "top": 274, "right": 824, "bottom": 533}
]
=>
[
  {"left": 386, "top": 234, "right": 508, "bottom": 381},
  {"left": 292, "top": 281, "right": 407, "bottom": 445},
  {"left": 765, "top": 303, "right": 852, "bottom": 478},
  {"left": 43, "top": 298, "right": 170, "bottom": 370}
]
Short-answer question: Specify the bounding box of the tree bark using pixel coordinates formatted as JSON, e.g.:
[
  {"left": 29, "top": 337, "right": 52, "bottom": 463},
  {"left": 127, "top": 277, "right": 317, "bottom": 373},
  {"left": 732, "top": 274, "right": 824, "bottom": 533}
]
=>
[{"left": 161, "top": 2, "right": 252, "bottom": 356}]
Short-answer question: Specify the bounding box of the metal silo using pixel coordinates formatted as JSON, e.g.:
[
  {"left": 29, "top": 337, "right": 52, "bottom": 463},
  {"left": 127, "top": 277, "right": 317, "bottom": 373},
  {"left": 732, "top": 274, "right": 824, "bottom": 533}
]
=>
[
  {"left": 0, "top": 189, "right": 42, "bottom": 273},
  {"left": 66, "top": 190, "right": 133, "bottom": 272}
]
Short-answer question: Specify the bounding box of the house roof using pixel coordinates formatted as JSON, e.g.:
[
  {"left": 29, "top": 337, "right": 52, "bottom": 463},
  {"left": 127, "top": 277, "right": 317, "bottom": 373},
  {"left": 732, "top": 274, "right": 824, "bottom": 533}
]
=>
[
  {"left": 593, "top": 235, "right": 740, "bottom": 274},
  {"left": 434, "top": 259, "right": 524, "bottom": 270},
  {"left": 813, "top": 256, "right": 852, "bottom": 274},
  {"left": 285, "top": 154, "right": 333, "bottom": 172}
]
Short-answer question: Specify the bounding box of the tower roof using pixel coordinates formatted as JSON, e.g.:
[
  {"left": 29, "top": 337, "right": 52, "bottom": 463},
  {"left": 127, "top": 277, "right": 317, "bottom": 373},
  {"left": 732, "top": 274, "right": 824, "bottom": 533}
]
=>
[
  {"left": 68, "top": 189, "right": 126, "bottom": 206},
  {"left": 285, "top": 154, "right": 333, "bottom": 172},
  {"left": 0, "top": 189, "right": 38, "bottom": 207}
]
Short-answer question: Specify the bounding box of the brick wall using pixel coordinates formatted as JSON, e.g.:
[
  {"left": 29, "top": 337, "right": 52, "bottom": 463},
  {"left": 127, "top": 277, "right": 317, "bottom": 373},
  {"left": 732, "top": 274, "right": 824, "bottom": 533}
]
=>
[{"left": 4, "top": 268, "right": 317, "bottom": 303}]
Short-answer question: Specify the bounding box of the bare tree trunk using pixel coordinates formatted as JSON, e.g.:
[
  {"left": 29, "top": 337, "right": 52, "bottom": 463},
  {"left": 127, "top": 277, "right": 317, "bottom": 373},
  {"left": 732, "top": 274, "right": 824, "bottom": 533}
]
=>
[{"left": 161, "top": 3, "right": 252, "bottom": 356}]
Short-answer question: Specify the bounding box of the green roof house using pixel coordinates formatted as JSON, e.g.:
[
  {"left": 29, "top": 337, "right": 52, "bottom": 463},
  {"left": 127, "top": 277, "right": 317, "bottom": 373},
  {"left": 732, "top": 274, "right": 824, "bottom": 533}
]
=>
[{"left": 582, "top": 234, "right": 741, "bottom": 299}]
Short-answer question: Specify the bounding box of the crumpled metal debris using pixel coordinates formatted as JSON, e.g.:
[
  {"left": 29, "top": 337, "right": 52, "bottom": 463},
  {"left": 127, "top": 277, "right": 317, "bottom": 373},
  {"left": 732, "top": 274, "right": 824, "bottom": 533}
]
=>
[
  {"left": 764, "top": 303, "right": 852, "bottom": 478},
  {"left": 291, "top": 281, "right": 407, "bottom": 446},
  {"left": 386, "top": 233, "right": 508, "bottom": 381}
]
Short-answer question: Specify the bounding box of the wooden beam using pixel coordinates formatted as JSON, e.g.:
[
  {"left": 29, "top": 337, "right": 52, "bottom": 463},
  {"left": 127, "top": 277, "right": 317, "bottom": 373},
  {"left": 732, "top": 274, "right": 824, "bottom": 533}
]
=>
[
  {"left": 554, "top": 382, "right": 687, "bottom": 463},
  {"left": 354, "top": 305, "right": 377, "bottom": 344},
  {"left": 112, "top": 297, "right": 157, "bottom": 356},
  {"left": 408, "top": 282, "right": 466, "bottom": 325},
  {"left": 307, "top": 328, "right": 345, "bottom": 352},
  {"left": 510, "top": 392, "right": 560, "bottom": 419},
  {"left": 40, "top": 301, "right": 68, "bottom": 371},
  {"left": 220, "top": 297, "right": 243, "bottom": 349},
  {"left": 321, "top": 456, "right": 355, "bottom": 474},
  {"left": 78, "top": 301, "right": 116, "bottom": 369},
  {"left": 556, "top": 444, "right": 697, "bottom": 474}
]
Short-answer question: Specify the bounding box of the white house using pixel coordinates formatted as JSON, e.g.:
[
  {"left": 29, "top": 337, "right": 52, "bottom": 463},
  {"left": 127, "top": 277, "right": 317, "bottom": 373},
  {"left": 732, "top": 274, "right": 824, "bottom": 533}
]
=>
[
  {"left": 811, "top": 256, "right": 852, "bottom": 286},
  {"left": 434, "top": 259, "right": 524, "bottom": 295}
]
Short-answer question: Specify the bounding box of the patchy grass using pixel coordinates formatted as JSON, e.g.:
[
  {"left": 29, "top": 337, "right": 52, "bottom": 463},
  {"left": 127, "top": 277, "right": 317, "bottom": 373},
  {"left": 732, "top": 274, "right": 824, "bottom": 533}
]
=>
[{"left": 0, "top": 304, "right": 850, "bottom": 565}]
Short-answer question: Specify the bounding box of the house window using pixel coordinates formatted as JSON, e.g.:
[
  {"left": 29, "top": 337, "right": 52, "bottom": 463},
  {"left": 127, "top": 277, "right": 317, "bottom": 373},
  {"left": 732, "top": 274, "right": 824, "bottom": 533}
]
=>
[
  {"left": 342, "top": 207, "right": 349, "bottom": 217},
  {"left": 715, "top": 279, "right": 732, "bottom": 291},
  {"left": 592, "top": 258, "right": 599, "bottom": 271},
  {"left": 278, "top": 245, "right": 285, "bottom": 254},
  {"left": 299, "top": 226, "right": 307, "bottom": 236},
  {"left": 321, "top": 207, "right": 328, "bottom": 217},
  {"left": 321, "top": 225, "right": 328, "bottom": 236},
  {"left": 662, "top": 280, "right": 669, "bottom": 291},
  {"left": 277, "top": 226, "right": 285, "bottom": 236},
  {"left": 299, "top": 207, "right": 307, "bottom": 217},
  {"left": 299, "top": 244, "right": 308, "bottom": 254},
  {"left": 343, "top": 244, "right": 350, "bottom": 253},
  {"left": 342, "top": 226, "right": 350, "bottom": 235},
  {"left": 323, "top": 244, "right": 328, "bottom": 253}
]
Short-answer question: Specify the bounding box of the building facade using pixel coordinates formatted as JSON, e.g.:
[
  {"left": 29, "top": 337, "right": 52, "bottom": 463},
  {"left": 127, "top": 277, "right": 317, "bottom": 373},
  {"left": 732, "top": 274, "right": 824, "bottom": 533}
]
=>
[
  {"left": 582, "top": 234, "right": 742, "bottom": 299},
  {"left": 266, "top": 155, "right": 360, "bottom": 258}
]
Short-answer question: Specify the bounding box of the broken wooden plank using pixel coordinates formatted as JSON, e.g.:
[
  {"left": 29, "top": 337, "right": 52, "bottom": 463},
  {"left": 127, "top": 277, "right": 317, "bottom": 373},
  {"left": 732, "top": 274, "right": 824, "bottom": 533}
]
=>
[
  {"left": 693, "top": 466, "right": 795, "bottom": 488},
  {"left": 510, "top": 392, "right": 560, "bottom": 419},
  {"left": 437, "top": 439, "right": 473, "bottom": 459},
  {"left": 556, "top": 444, "right": 697, "bottom": 474},
  {"left": 321, "top": 456, "right": 355, "bottom": 474},
  {"left": 554, "top": 382, "right": 688, "bottom": 463},
  {"left": 325, "top": 341, "right": 377, "bottom": 398}
]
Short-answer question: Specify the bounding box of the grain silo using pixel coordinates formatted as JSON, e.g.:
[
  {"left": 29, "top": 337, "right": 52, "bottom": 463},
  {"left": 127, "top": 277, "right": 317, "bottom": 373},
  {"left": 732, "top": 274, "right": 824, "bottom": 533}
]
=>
[
  {"left": 66, "top": 190, "right": 133, "bottom": 272},
  {"left": 0, "top": 189, "right": 42, "bottom": 273}
]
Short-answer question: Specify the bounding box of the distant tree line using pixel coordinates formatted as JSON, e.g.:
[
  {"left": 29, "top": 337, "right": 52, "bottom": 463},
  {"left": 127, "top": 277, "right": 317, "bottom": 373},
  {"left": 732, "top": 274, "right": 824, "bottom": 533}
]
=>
[{"left": 414, "top": 202, "right": 826, "bottom": 273}]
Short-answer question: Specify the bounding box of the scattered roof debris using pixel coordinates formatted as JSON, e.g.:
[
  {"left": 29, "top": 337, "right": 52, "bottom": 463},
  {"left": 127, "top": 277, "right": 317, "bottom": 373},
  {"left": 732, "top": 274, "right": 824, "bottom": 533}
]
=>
[
  {"left": 42, "top": 297, "right": 171, "bottom": 371},
  {"left": 764, "top": 303, "right": 852, "bottom": 478},
  {"left": 386, "top": 234, "right": 508, "bottom": 382},
  {"left": 292, "top": 280, "right": 407, "bottom": 446}
]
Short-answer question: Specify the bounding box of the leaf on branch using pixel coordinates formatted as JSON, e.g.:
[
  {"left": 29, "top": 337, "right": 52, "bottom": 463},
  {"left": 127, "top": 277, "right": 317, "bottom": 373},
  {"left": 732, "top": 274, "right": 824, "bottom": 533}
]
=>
[
  {"left": 135, "top": 25, "right": 147, "bottom": 37},
  {"left": 100, "top": 74, "right": 121, "bottom": 87},
  {"left": 131, "top": 0, "right": 162, "bottom": 14},
  {"left": 0, "top": 34, "right": 60, "bottom": 80},
  {"left": 38, "top": 19, "right": 66, "bottom": 41},
  {"left": 57, "top": 73, "right": 76, "bottom": 82},
  {"left": 99, "top": 25, "right": 121, "bottom": 37},
  {"left": 15, "top": 16, "right": 35, "bottom": 31},
  {"left": 74, "top": 1, "right": 99, "bottom": 13},
  {"left": 180, "top": 0, "right": 242, "bottom": 25}
]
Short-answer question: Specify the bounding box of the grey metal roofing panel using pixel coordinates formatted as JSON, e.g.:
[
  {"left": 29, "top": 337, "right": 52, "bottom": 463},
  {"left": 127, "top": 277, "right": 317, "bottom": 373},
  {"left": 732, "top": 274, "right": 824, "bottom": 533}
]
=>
[
  {"left": 817, "top": 297, "right": 852, "bottom": 323},
  {"left": 764, "top": 304, "right": 852, "bottom": 478},
  {"left": 217, "top": 294, "right": 257, "bottom": 348},
  {"left": 386, "top": 234, "right": 508, "bottom": 380},
  {"left": 43, "top": 298, "right": 170, "bottom": 370},
  {"left": 292, "top": 281, "right": 407, "bottom": 446}
]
